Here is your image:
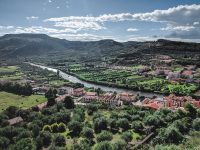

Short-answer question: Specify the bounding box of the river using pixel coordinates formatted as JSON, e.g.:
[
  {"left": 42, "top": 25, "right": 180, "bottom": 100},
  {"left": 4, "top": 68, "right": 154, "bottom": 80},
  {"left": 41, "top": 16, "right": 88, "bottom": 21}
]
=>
[{"left": 28, "top": 63, "right": 164, "bottom": 98}]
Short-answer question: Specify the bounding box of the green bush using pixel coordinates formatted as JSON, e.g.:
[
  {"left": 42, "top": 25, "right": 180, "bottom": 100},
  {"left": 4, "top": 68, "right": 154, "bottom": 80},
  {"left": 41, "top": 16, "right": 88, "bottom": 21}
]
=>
[{"left": 96, "top": 131, "right": 113, "bottom": 142}]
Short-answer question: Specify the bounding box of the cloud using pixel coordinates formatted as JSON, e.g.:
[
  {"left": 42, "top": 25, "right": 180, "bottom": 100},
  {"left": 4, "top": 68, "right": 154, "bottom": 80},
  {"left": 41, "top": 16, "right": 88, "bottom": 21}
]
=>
[
  {"left": 161, "top": 24, "right": 195, "bottom": 31},
  {"left": 44, "top": 4, "right": 200, "bottom": 23},
  {"left": 26, "top": 16, "right": 39, "bottom": 21},
  {"left": 54, "top": 21, "right": 105, "bottom": 31},
  {"left": 51, "top": 33, "right": 114, "bottom": 41},
  {"left": 0, "top": 26, "right": 78, "bottom": 35},
  {"left": 44, "top": 4, "right": 200, "bottom": 39},
  {"left": 127, "top": 28, "right": 139, "bottom": 32}
]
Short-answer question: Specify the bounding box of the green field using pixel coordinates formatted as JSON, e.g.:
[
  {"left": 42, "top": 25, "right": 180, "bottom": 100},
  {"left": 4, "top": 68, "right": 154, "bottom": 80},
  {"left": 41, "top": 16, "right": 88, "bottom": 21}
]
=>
[
  {"left": 0, "top": 66, "right": 19, "bottom": 72},
  {"left": 0, "top": 92, "right": 47, "bottom": 112},
  {"left": 49, "top": 79, "right": 70, "bottom": 87}
]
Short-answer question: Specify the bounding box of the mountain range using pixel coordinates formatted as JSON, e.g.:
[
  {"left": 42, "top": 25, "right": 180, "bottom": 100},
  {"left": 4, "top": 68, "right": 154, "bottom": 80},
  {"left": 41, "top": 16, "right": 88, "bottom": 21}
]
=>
[{"left": 0, "top": 34, "right": 199, "bottom": 65}]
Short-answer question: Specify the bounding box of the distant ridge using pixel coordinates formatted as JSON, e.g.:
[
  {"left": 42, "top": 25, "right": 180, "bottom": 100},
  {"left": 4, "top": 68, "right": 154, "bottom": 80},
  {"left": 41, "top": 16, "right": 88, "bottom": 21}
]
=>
[{"left": 0, "top": 34, "right": 199, "bottom": 59}]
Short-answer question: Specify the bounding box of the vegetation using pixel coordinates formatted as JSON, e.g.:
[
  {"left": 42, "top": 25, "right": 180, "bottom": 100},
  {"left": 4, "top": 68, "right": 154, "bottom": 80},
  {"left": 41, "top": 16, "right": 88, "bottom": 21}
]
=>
[{"left": 0, "top": 92, "right": 47, "bottom": 112}]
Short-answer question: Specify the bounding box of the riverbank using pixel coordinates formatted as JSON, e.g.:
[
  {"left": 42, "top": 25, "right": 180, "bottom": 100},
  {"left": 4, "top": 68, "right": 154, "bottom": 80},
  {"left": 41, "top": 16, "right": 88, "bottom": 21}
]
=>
[{"left": 28, "top": 62, "right": 164, "bottom": 98}]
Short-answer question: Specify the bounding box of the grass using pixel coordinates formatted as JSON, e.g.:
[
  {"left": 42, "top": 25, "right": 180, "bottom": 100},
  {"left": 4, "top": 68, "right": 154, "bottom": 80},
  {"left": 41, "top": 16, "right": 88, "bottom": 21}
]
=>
[
  {"left": 0, "top": 92, "right": 47, "bottom": 112},
  {"left": 0, "top": 66, "right": 19, "bottom": 72},
  {"left": 49, "top": 79, "right": 70, "bottom": 87}
]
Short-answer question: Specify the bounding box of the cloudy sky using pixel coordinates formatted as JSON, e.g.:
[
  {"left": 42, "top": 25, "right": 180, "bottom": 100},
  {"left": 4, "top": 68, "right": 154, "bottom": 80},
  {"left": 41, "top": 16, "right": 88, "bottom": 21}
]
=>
[{"left": 0, "top": 0, "right": 200, "bottom": 42}]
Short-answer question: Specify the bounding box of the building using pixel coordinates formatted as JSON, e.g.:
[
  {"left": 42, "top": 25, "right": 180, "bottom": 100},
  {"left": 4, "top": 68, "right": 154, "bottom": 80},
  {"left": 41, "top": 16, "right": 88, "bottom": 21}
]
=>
[
  {"left": 7, "top": 116, "right": 23, "bottom": 125},
  {"left": 164, "top": 94, "right": 200, "bottom": 109},
  {"left": 82, "top": 92, "right": 98, "bottom": 103},
  {"left": 99, "top": 93, "right": 119, "bottom": 106},
  {"left": 143, "top": 98, "right": 165, "bottom": 110},
  {"left": 32, "top": 86, "right": 49, "bottom": 95},
  {"left": 116, "top": 92, "right": 136, "bottom": 103},
  {"left": 58, "top": 87, "right": 73, "bottom": 95},
  {"left": 73, "top": 88, "right": 85, "bottom": 97}
]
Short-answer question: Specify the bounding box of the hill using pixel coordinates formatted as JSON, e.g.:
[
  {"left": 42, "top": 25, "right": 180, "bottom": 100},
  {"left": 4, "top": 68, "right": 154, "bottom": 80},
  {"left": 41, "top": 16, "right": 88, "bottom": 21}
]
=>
[{"left": 0, "top": 34, "right": 199, "bottom": 65}]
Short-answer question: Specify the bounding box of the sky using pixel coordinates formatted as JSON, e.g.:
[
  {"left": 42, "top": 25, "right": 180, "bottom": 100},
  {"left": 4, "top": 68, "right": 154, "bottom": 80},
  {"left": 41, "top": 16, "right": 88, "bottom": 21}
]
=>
[{"left": 0, "top": 0, "right": 200, "bottom": 42}]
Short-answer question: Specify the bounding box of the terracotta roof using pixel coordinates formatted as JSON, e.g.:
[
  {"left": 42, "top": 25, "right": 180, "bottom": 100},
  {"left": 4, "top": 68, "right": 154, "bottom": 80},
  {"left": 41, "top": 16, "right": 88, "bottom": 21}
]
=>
[
  {"left": 74, "top": 88, "right": 84, "bottom": 92},
  {"left": 182, "top": 70, "right": 193, "bottom": 75},
  {"left": 85, "top": 92, "right": 97, "bottom": 96}
]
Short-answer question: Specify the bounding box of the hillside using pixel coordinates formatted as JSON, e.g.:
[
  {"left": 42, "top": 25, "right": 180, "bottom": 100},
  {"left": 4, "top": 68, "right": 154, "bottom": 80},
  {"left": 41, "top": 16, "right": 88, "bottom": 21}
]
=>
[{"left": 0, "top": 34, "right": 200, "bottom": 65}]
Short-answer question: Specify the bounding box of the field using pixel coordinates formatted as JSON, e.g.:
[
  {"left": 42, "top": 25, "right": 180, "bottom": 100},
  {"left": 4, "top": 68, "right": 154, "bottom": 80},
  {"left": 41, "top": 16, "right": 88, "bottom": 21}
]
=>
[
  {"left": 0, "top": 66, "right": 23, "bottom": 81},
  {"left": 0, "top": 92, "right": 47, "bottom": 112},
  {"left": 0, "top": 66, "right": 19, "bottom": 72}
]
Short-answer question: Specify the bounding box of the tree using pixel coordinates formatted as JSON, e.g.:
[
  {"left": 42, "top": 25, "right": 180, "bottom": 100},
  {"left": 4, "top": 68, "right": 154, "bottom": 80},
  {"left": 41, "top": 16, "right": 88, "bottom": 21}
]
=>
[
  {"left": 113, "top": 140, "right": 126, "bottom": 150},
  {"left": 58, "top": 123, "right": 66, "bottom": 133},
  {"left": 145, "top": 115, "right": 163, "bottom": 127},
  {"left": 192, "top": 118, "right": 200, "bottom": 131},
  {"left": 159, "top": 126, "right": 183, "bottom": 144},
  {"left": 117, "top": 118, "right": 130, "bottom": 131},
  {"left": 185, "top": 103, "right": 197, "bottom": 118},
  {"left": 109, "top": 118, "right": 118, "bottom": 130},
  {"left": 43, "top": 125, "right": 52, "bottom": 132},
  {"left": 94, "top": 141, "right": 113, "bottom": 150},
  {"left": 81, "top": 127, "right": 94, "bottom": 139},
  {"left": 47, "top": 97, "right": 56, "bottom": 107},
  {"left": 31, "top": 124, "right": 40, "bottom": 137},
  {"left": 14, "top": 138, "right": 35, "bottom": 150},
  {"left": 64, "top": 96, "right": 75, "bottom": 109},
  {"left": 94, "top": 118, "right": 108, "bottom": 133},
  {"left": 51, "top": 123, "right": 59, "bottom": 133},
  {"left": 132, "top": 121, "right": 144, "bottom": 132},
  {"left": 45, "top": 88, "right": 56, "bottom": 99},
  {"left": 0, "top": 137, "right": 10, "bottom": 149},
  {"left": 16, "top": 130, "right": 32, "bottom": 141},
  {"left": 121, "top": 131, "right": 133, "bottom": 142},
  {"left": 68, "top": 121, "right": 82, "bottom": 137},
  {"left": 54, "top": 135, "right": 66, "bottom": 147},
  {"left": 96, "top": 131, "right": 113, "bottom": 142},
  {"left": 73, "top": 139, "right": 91, "bottom": 150},
  {"left": 55, "top": 111, "right": 70, "bottom": 124},
  {"left": 38, "top": 131, "right": 52, "bottom": 148}
]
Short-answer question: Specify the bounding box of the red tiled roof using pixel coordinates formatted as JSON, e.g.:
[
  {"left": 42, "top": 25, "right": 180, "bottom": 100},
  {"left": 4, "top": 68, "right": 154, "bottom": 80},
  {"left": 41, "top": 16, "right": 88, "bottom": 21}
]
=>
[{"left": 182, "top": 70, "right": 193, "bottom": 75}]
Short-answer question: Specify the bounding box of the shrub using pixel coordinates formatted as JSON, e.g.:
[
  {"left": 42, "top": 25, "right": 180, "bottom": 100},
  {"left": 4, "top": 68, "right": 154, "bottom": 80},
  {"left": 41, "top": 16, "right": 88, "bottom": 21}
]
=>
[
  {"left": 117, "top": 118, "right": 130, "bottom": 131},
  {"left": 43, "top": 125, "right": 52, "bottom": 132},
  {"left": 94, "top": 141, "right": 113, "bottom": 150},
  {"left": 192, "top": 118, "right": 200, "bottom": 131},
  {"left": 94, "top": 118, "right": 108, "bottom": 133},
  {"left": 0, "top": 137, "right": 10, "bottom": 149},
  {"left": 81, "top": 127, "right": 94, "bottom": 139},
  {"left": 54, "top": 135, "right": 66, "bottom": 147},
  {"left": 113, "top": 140, "right": 126, "bottom": 150},
  {"left": 51, "top": 123, "right": 59, "bottom": 133},
  {"left": 14, "top": 138, "right": 35, "bottom": 150},
  {"left": 121, "top": 131, "right": 133, "bottom": 142},
  {"left": 96, "top": 131, "right": 113, "bottom": 142},
  {"left": 68, "top": 121, "right": 82, "bottom": 137},
  {"left": 58, "top": 123, "right": 66, "bottom": 133}
]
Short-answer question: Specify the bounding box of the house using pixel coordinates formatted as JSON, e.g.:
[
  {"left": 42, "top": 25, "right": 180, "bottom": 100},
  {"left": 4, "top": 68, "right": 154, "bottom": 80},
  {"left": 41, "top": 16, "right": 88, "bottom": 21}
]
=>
[
  {"left": 56, "top": 94, "right": 70, "bottom": 102},
  {"left": 192, "top": 101, "right": 200, "bottom": 108},
  {"left": 7, "top": 116, "right": 23, "bottom": 125},
  {"left": 99, "top": 93, "right": 119, "bottom": 106},
  {"left": 164, "top": 94, "right": 200, "bottom": 109},
  {"left": 142, "top": 98, "right": 164, "bottom": 110},
  {"left": 117, "top": 92, "right": 136, "bottom": 103},
  {"left": 82, "top": 92, "right": 98, "bottom": 103},
  {"left": 167, "top": 72, "right": 181, "bottom": 80},
  {"left": 58, "top": 87, "right": 73, "bottom": 95},
  {"left": 73, "top": 88, "right": 85, "bottom": 97},
  {"left": 33, "top": 86, "right": 49, "bottom": 95}
]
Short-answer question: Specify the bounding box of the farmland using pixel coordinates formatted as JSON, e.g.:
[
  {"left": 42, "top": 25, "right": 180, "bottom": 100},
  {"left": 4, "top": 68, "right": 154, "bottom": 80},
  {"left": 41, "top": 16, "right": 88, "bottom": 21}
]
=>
[{"left": 0, "top": 92, "right": 47, "bottom": 112}]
